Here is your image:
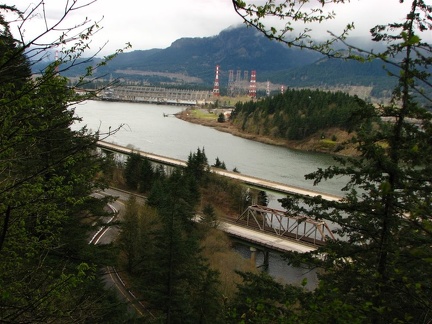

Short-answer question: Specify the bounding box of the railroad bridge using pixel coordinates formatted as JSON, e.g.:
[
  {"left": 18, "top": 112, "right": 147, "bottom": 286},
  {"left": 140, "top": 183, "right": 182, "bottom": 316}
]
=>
[
  {"left": 97, "top": 141, "right": 338, "bottom": 259},
  {"left": 237, "top": 204, "right": 334, "bottom": 246}
]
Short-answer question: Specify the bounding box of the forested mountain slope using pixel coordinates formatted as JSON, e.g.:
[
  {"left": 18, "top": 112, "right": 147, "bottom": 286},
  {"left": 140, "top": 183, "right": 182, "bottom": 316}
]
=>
[
  {"left": 279, "top": 56, "right": 399, "bottom": 99},
  {"left": 44, "top": 26, "right": 320, "bottom": 85},
  {"left": 33, "top": 26, "right": 397, "bottom": 98}
]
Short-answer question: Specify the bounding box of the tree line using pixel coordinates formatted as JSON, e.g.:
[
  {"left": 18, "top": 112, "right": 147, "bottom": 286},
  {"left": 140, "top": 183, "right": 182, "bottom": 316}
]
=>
[{"left": 231, "top": 88, "right": 367, "bottom": 140}]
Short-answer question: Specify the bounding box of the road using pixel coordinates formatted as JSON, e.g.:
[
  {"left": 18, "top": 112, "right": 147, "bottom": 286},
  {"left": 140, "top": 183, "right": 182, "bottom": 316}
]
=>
[
  {"left": 89, "top": 187, "right": 319, "bottom": 318},
  {"left": 88, "top": 189, "right": 152, "bottom": 319},
  {"left": 97, "top": 140, "right": 342, "bottom": 201}
]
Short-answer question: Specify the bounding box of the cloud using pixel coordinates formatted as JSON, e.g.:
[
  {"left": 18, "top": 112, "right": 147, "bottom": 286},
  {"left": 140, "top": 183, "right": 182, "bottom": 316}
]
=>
[
  {"left": 83, "top": 0, "right": 243, "bottom": 54},
  {"left": 9, "top": 0, "right": 430, "bottom": 57}
]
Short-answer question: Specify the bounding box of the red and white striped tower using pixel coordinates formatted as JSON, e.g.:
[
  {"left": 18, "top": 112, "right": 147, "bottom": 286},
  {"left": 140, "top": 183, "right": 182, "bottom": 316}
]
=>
[
  {"left": 249, "top": 70, "right": 257, "bottom": 98},
  {"left": 212, "top": 65, "right": 220, "bottom": 96}
]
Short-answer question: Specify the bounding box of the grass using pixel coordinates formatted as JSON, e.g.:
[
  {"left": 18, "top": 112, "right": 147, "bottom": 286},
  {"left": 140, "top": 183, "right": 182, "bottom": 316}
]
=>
[
  {"left": 319, "top": 139, "right": 337, "bottom": 149},
  {"left": 194, "top": 109, "right": 218, "bottom": 120}
]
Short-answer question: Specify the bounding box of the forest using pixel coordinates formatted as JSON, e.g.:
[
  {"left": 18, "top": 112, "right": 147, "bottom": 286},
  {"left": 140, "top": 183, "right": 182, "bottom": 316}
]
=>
[
  {"left": 116, "top": 149, "right": 275, "bottom": 322},
  {"left": 2, "top": 0, "right": 432, "bottom": 323},
  {"left": 0, "top": 5, "right": 261, "bottom": 320},
  {"left": 231, "top": 88, "right": 367, "bottom": 141}
]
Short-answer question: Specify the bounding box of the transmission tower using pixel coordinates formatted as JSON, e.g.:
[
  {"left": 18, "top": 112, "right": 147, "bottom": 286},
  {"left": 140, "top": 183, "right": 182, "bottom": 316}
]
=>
[{"left": 236, "top": 70, "right": 242, "bottom": 82}]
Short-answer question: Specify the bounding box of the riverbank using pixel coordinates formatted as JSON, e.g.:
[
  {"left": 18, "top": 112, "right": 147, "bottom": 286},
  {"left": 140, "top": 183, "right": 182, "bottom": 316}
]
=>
[{"left": 176, "top": 108, "right": 358, "bottom": 156}]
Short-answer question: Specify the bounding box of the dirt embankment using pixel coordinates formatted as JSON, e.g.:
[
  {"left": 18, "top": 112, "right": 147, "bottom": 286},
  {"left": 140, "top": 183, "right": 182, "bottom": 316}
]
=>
[{"left": 176, "top": 108, "right": 358, "bottom": 156}]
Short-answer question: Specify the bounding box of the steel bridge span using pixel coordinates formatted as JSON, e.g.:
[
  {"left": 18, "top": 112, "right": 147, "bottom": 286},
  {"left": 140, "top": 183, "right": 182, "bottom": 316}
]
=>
[{"left": 97, "top": 141, "right": 338, "bottom": 253}]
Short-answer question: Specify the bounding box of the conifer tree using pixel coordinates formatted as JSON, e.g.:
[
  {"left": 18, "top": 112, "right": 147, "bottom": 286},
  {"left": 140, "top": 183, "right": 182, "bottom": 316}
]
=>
[
  {"left": 257, "top": 190, "right": 268, "bottom": 206},
  {"left": 139, "top": 156, "right": 155, "bottom": 192},
  {"left": 144, "top": 170, "right": 222, "bottom": 323},
  {"left": 0, "top": 2, "right": 129, "bottom": 322},
  {"left": 186, "top": 147, "right": 209, "bottom": 182},
  {"left": 226, "top": 272, "right": 303, "bottom": 323},
  {"left": 232, "top": 0, "right": 432, "bottom": 322},
  {"left": 213, "top": 157, "right": 227, "bottom": 170},
  {"left": 201, "top": 203, "right": 219, "bottom": 228},
  {"left": 124, "top": 152, "right": 142, "bottom": 190},
  {"left": 118, "top": 196, "right": 141, "bottom": 273}
]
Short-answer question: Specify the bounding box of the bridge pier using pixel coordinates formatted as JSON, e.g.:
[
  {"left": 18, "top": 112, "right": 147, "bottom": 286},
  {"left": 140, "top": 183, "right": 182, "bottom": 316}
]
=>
[
  {"left": 262, "top": 250, "right": 269, "bottom": 270},
  {"left": 250, "top": 246, "right": 270, "bottom": 270},
  {"left": 250, "top": 247, "right": 257, "bottom": 265}
]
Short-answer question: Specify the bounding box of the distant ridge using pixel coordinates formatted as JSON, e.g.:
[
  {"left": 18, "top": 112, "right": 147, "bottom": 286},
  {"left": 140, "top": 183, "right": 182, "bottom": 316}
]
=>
[
  {"left": 92, "top": 26, "right": 322, "bottom": 84},
  {"left": 35, "top": 25, "right": 407, "bottom": 100}
]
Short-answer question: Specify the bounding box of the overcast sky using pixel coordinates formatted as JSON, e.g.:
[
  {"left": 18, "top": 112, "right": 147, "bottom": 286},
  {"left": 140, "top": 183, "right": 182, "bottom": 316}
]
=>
[{"left": 11, "top": 0, "right": 418, "bottom": 57}]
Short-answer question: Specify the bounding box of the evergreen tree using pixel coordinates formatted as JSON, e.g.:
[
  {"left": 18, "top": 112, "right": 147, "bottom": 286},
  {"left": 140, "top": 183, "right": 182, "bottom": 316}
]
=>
[
  {"left": 154, "top": 164, "right": 166, "bottom": 180},
  {"left": 232, "top": 0, "right": 432, "bottom": 322},
  {"left": 257, "top": 190, "right": 268, "bottom": 206},
  {"left": 226, "top": 272, "right": 303, "bottom": 323},
  {"left": 186, "top": 147, "right": 209, "bottom": 182},
  {"left": 212, "top": 157, "right": 227, "bottom": 170},
  {"left": 0, "top": 11, "right": 31, "bottom": 93},
  {"left": 124, "top": 152, "right": 142, "bottom": 190},
  {"left": 0, "top": 3, "right": 130, "bottom": 322},
  {"left": 144, "top": 171, "right": 222, "bottom": 323},
  {"left": 118, "top": 196, "right": 141, "bottom": 273},
  {"left": 119, "top": 196, "right": 160, "bottom": 279},
  {"left": 139, "top": 156, "right": 155, "bottom": 193},
  {"left": 201, "top": 203, "right": 219, "bottom": 228}
]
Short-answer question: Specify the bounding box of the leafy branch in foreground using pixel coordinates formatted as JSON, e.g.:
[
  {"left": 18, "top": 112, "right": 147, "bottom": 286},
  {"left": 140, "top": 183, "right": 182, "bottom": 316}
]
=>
[
  {"left": 231, "top": 0, "right": 432, "bottom": 322},
  {"left": 0, "top": 1, "right": 131, "bottom": 322}
]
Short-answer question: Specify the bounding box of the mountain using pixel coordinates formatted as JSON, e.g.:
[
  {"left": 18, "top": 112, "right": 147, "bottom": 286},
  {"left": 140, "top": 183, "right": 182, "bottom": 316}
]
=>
[
  {"left": 33, "top": 25, "right": 407, "bottom": 99},
  {"left": 92, "top": 26, "right": 322, "bottom": 84},
  {"left": 281, "top": 56, "right": 399, "bottom": 98}
]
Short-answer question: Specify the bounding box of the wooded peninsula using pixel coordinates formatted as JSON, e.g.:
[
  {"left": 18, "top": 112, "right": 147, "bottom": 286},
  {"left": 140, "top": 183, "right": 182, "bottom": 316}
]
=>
[{"left": 177, "top": 88, "right": 369, "bottom": 156}]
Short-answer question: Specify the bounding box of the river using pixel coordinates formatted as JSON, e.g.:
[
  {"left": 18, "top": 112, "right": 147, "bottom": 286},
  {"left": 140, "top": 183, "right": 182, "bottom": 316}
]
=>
[
  {"left": 73, "top": 100, "right": 346, "bottom": 287},
  {"left": 73, "top": 100, "right": 346, "bottom": 200}
]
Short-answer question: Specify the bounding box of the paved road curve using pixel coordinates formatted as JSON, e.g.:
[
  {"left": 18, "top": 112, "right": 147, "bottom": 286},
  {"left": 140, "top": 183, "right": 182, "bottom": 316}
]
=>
[{"left": 89, "top": 189, "right": 152, "bottom": 319}]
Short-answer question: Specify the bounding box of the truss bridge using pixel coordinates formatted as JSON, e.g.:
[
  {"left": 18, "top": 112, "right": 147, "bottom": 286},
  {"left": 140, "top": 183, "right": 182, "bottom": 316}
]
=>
[
  {"left": 237, "top": 205, "right": 335, "bottom": 246},
  {"left": 97, "top": 141, "right": 338, "bottom": 253}
]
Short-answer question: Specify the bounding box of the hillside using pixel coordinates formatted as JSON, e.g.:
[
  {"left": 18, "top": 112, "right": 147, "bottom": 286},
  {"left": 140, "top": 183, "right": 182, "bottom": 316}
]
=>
[
  {"left": 177, "top": 107, "right": 358, "bottom": 156},
  {"left": 176, "top": 88, "right": 369, "bottom": 156},
  {"left": 281, "top": 56, "right": 398, "bottom": 99},
  {"left": 95, "top": 26, "right": 322, "bottom": 86},
  {"left": 34, "top": 25, "right": 412, "bottom": 101}
]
